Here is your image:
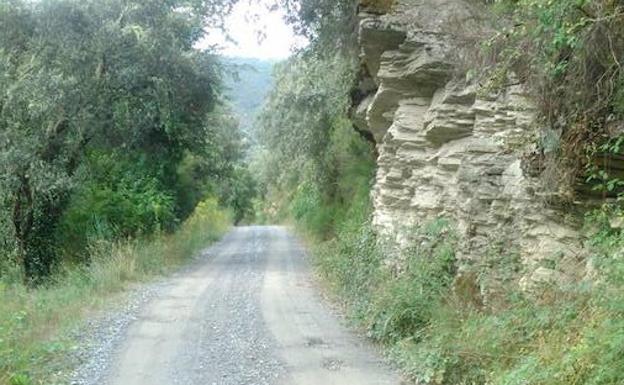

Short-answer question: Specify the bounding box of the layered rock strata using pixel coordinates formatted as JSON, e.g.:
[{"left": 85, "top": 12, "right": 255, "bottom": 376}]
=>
[{"left": 355, "top": 0, "right": 583, "bottom": 288}]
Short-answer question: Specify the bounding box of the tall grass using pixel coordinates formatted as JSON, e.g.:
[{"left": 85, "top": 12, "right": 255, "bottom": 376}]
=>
[
  {"left": 310, "top": 204, "right": 624, "bottom": 384},
  {"left": 0, "top": 198, "right": 231, "bottom": 385}
]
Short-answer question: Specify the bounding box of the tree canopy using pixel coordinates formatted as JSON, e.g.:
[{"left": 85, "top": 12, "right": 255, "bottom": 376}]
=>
[{"left": 0, "top": 0, "right": 252, "bottom": 281}]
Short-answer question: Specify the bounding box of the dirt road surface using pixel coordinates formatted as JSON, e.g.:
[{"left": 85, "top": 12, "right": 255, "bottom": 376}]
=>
[{"left": 100, "top": 226, "right": 401, "bottom": 385}]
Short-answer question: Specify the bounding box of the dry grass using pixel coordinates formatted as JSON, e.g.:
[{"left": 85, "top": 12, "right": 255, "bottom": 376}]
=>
[{"left": 0, "top": 198, "right": 231, "bottom": 385}]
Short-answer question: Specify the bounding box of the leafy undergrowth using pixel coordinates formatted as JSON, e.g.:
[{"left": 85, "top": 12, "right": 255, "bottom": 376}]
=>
[
  {"left": 311, "top": 207, "right": 624, "bottom": 384},
  {"left": 0, "top": 198, "right": 231, "bottom": 385}
]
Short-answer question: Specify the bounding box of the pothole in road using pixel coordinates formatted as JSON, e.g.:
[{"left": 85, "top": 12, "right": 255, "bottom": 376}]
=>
[
  {"left": 304, "top": 336, "right": 325, "bottom": 347},
  {"left": 321, "top": 357, "right": 344, "bottom": 371}
]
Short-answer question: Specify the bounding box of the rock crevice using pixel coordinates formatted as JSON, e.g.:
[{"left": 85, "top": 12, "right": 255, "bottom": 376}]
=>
[{"left": 355, "top": 0, "right": 583, "bottom": 289}]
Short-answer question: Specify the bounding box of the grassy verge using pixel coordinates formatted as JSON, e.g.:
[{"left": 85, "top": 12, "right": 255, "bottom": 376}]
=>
[
  {"left": 0, "top": 198, "right": 231, "bottom": 385},
  {"left": 308, "top": 203, "right": 624, "bottom": 384}
]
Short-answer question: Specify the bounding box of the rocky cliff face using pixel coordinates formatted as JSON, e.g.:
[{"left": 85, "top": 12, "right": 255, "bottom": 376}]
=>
[{"left": 354, "top": 0, "right": 584, "bottom": 290}]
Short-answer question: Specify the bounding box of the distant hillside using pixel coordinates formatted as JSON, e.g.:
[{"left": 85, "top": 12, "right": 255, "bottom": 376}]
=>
[{"left": 223, "top": 57, "right": 276, "bottom": 135}]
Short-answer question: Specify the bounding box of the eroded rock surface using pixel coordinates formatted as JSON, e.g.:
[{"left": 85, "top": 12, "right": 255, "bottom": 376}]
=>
[{"left": 355, "top": 0, "right": 583, "bottom": 291}]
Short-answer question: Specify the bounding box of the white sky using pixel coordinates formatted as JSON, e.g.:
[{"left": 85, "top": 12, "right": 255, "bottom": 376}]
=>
[{"left": 200, "top": 1, "right": 307, "bottom": 59}]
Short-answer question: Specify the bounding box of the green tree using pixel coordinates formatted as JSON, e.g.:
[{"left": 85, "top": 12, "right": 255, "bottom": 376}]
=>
[
  {"left": 255, "top": 0, "right": 375, "bottom": 233},
  {"left": 0, "top": 0, "right": 246, "bottom": 281}
]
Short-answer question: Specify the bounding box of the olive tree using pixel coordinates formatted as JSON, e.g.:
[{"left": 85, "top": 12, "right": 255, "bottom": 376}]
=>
[{"left": 0, "top": 0, "right": 237, "bottom": 280}]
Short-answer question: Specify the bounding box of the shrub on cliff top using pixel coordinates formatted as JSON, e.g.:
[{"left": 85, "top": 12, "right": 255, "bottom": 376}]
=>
[{"left": 478, "top": 0, "right": 624, "bottom": 199}]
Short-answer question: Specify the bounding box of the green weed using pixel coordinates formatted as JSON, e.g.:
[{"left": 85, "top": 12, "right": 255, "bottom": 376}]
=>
[{"left": 310, "top": 203, "right": 624, "bottom": 384}]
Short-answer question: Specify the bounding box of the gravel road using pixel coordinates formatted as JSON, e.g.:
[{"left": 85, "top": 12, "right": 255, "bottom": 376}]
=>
[{"left": 72, "top": 226, "right": 401, "bottom": 385}]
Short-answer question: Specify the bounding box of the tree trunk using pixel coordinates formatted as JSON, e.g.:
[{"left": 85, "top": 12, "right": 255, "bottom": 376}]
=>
[
  {"left": 11, "top": 172, "right": 70, "bottom": 282},
  {"left": 11, "top": 174, "right": 34, "bottom": 282}
]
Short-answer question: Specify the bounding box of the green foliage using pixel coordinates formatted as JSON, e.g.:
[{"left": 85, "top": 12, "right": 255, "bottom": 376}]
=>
[
  {"left": 258, "top": 53, "right": 357, "bottom": 177},
  {"left": 174, "top": 104, "right": 249, "bottom": 221},
  {"left": 255, "top": 0, "right": 362, "bottom": 217},
  {"left": 279, "top": 0, "right": 357, "bottom": 49},
  {"left": 262, "top": 112, "right": 375, "bottom": 238},
  {"left": 218, "top": 165, "right": 258, "bottom": 224},
  {"left": 479, "top": 0, "right": 624, "bottom": 198},
  {"left": 366, "top": 221, "right": 457, "bottom": 343},
  {"left": 58, "top": 153, "right": 176, "bottom": 257},
  {"left": 315, "top": 218, "right": 457, "bottom": 340},
  {"left": 585, "top": 136, "right": 624, "bottom": 196},
  {"left": 311, "top": 199, "right": 624, "bottom": 385},
  {"left": 290, "top": 180, "right": 323, "bottom": 222},
  {"left": 255, "top": 45, "right": 368, "bottom": 230},
  {"left": 314, "top": 215, "right": 380, "bottom": 305},
  {"left": 8, "top": 374, "right": 31, "bottom": 385},
  {"left": 585, "top": 206, "right": 624, "bottom": 285},
  {"left": 0, "top": 0, "right": 253, "bottom": 280},
  {"left": 255, "top": 2, "right": 624, "bottom": 384}
]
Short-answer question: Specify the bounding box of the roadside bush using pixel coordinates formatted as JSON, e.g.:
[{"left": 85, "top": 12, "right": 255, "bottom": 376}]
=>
[
  {"left": 58, "top": 153, "right": 176, "bottom": 259},
  {"left": 314, "top": 216, "right": 380, "bottom": 309},
  {"left": 290, "top": 179, "right": 332, "bottom": 237},
  {"left": 312, "top": 202, "right": 624, "bottom": 384},
  {"left": 314, "top": 217, "right": 457, "bottom": 342},
  {"left": 366, "top": 220, "right": 457, "bottom": 343}
]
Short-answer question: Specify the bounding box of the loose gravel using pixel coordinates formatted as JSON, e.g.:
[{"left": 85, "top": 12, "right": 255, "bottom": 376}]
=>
[
  {"left": 68, "top": 236, "right": 231, "bottom": 385},
  {"left": 64, "top": 227, "right": 400, "bottom": 385}
]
